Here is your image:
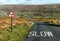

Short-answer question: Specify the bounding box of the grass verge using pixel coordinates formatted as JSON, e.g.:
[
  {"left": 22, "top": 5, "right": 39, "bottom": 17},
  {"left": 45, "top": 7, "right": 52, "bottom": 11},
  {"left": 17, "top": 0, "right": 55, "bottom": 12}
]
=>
[{"left": 0, "top": 24, "right": 31, "bottom": 41}]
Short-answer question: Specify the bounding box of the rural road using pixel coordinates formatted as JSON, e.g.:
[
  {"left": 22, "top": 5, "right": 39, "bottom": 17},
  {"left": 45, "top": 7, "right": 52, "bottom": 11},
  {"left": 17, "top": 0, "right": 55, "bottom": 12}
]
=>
[{"left": 25, "top": 22, "right": 60, "bottom": 41}]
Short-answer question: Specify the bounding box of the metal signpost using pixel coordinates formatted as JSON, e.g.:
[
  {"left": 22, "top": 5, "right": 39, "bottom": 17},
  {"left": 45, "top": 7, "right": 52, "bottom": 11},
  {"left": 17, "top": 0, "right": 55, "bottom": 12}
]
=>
[{"left": 8, "top": 10, "right": 15, "bottom": 32}]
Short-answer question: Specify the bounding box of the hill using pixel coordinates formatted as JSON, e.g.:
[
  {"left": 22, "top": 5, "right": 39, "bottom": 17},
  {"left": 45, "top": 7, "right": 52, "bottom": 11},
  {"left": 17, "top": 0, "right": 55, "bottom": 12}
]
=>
[{"left": 0, "top": 4, "right": 60, "bottom": 18}]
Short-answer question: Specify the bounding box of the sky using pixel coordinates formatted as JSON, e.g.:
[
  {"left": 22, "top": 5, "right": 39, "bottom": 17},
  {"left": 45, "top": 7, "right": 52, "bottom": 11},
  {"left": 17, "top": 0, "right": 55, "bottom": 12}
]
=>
[{"left": 0, "top": 0, "right": 60, "bottom": 5}]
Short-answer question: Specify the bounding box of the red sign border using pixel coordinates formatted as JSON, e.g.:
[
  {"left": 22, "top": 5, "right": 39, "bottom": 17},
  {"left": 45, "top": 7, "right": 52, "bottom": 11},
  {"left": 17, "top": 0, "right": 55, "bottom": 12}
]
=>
[{"left": 8, "top": 10, "right": 15, "bottom": 18}]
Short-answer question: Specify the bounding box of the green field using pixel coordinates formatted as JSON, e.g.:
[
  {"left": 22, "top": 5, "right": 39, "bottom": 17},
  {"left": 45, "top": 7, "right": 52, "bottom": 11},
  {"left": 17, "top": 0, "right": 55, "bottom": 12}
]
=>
[{"left": 0, "top": 24, "right": 31, "bottom": 41}]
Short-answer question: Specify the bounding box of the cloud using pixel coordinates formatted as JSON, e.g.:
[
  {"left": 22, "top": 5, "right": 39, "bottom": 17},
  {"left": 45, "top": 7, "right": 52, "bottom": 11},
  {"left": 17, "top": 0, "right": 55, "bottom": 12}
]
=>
[
  {"left": 0, "top": 0, "right": 7, "bottom": 5},
  {"left": 0, "top": 0, "right": 7, "bottom": 3},
  {"left": 0, "top": 0, "right": 20, "bottom": 4},
  {"left": 0, "top": 0, "right": 60, "bottom": 5}
]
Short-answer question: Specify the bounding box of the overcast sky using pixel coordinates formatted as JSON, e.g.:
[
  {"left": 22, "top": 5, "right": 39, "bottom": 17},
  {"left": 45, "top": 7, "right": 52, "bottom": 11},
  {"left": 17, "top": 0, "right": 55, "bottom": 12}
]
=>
[{"left": 0, "top": 0, "right": 60, "bottom": 5}]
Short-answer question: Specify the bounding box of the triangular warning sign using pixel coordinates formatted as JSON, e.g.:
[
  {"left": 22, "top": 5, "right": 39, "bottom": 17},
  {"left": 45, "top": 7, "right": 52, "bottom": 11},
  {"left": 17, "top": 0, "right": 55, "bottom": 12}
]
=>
[{"left": 8, "top": 11, "right": 15, "bottom": 18}]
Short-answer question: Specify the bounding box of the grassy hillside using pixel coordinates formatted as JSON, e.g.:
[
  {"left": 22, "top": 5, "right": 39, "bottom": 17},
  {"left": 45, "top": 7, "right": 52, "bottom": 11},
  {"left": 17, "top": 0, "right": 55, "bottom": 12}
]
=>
[{"left": 0, "top": 4, "right": 60, "bottom": 19}]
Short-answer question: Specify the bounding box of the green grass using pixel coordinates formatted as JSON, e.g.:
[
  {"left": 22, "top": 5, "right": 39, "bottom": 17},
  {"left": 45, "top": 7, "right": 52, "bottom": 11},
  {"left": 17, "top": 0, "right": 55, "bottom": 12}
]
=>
[
  {"left": 14, "top": 11, "right": 60, "bottom": 19},
  {"left": 0, "top": 24, "right": 31, "bottom": 41}
]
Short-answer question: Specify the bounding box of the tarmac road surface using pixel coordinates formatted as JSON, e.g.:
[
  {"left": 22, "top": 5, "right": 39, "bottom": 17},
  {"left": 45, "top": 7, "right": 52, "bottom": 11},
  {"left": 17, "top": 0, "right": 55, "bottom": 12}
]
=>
[{"left": 25, "top": 22, "right": 60, "bottom": 41}]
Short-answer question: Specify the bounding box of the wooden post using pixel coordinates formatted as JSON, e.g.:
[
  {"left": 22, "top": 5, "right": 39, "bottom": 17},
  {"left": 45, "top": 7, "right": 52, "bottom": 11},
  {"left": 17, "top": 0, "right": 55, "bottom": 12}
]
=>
[{"left": 11, "top": 17, "right": 13, "bottom": 32}]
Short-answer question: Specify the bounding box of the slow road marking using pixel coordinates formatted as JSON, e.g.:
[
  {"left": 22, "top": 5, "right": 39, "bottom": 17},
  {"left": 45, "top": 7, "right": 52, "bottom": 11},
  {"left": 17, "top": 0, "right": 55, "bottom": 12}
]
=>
[
  {"left": 28, "top": 31, "right": 54, "bottom": 37},
  {"left": 40, "top": 31, "right": 54, "bottom": 37}
]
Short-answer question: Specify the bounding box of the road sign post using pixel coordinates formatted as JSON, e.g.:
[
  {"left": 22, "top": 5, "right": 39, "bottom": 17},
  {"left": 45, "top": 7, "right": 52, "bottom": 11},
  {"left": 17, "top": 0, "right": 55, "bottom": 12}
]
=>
[
  {"left": 11, "top": 17, "right": 12, "bottom": 32},
  {"left": 8, "top": 10, "right": 15, "bottom": 32}
]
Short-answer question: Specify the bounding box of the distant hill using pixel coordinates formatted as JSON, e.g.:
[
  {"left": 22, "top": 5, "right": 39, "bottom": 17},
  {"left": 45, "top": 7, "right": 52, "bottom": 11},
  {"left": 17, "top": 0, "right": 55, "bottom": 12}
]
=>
[
  {"left": 0, "top": 4, "right": 60, "bottom": 10},
  {"left": 0, "top": 4, "right": 60, "bottom": 18}
]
